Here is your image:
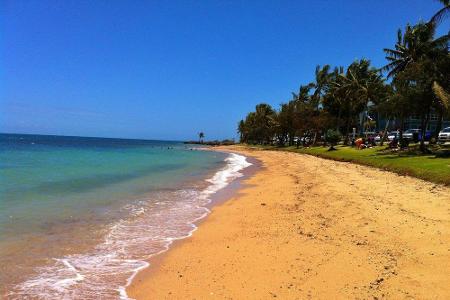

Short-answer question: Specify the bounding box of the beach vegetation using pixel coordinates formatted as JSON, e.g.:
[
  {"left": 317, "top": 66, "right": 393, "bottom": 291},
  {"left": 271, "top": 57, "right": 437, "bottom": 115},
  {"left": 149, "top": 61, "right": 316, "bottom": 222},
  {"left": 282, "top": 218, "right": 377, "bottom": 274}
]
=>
[
  {"left": 325, "top": 129, "right": 341, "bottom": 151},
  {"left": 238, "top": 0, "right": 449, "bottom": 155},
  {"left": 236, "top": 1, "right": 450, "bottom": 184}
]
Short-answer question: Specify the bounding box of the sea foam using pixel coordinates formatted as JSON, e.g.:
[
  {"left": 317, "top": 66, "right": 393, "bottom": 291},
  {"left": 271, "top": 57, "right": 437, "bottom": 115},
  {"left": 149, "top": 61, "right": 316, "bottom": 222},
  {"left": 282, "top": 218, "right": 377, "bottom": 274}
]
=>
[{"left": 10, "top": 153, "right": 251, "bottom": 299}]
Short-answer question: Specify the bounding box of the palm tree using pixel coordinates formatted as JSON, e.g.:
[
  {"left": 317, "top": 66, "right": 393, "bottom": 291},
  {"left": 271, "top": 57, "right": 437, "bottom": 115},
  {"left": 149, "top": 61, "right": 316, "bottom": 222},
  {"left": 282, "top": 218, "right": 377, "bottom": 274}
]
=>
[
  {"left": 323, "top": 66, "right": 345, "bottom": 131},
  {"left": 237, "top": 120, "right": 246, "bottom": 143},
  {"left": 382, "top": 22, "right": 448, "bottom": 79},
  {"left": 430, "top": 0, "right": 449, "bottom": 26},
  {"left": 292, "top": 84, "right": 313, "bottom": 103},
  {"left": 254, "top": 103, "right": 276, "bottom": 144},
  {"left": 198, "top": 132, "right": 204, "bottom": 143},
  {"left": 291, "top": 84, "right": 314, "bottom": 145},
  {"left": 333, "top": 59, "right": 386, "bottom": 144},
  {"left": 241, "top": 112, "right": 257, "bottom": 144},
  {"left": 383, "top": 21, "right": 449, "bottom": 150},
  {"left": 239, "top": 104, "right": 276, "bottom": 145},
  {"left": 311, "top": 65, "right": 331, "bottom": 108},
  {"left": 431, "top": 48, "right": 450, "bottom": 137},
  {"left": 309, "top": 65, "right": 331, "bottom": 144},
  {"left": 276, "top": 102, "right": 296, "bottom": 146}
]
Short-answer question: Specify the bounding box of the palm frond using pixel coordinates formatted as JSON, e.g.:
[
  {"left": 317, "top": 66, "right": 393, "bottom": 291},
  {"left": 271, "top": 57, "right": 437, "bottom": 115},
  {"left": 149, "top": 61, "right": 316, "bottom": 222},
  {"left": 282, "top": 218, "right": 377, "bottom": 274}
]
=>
[
  {"left": 431, "top": 33, "right": 450, "bottom": 49},
  {"left": 433, "top": 81, "right": 450, "bottom": 109},
  {"left": 430, "top": 5, "right": 450, "bottom": 26},
  {"left": 383, "top": 48, "right": 404, "bottom": 58}
]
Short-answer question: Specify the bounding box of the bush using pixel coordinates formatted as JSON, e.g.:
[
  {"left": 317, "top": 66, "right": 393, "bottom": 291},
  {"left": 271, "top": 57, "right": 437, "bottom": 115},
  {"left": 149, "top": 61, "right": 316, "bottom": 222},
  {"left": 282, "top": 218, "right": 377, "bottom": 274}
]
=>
[{"left": 325, "top": 129, "right": 341, "bottom": 151}]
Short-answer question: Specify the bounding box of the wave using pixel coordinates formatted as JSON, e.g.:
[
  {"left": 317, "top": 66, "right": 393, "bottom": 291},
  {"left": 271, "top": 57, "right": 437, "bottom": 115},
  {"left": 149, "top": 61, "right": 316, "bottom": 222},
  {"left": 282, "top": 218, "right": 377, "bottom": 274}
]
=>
[{"left": 9, "top": 153, "right": 251, "bottom": 299}]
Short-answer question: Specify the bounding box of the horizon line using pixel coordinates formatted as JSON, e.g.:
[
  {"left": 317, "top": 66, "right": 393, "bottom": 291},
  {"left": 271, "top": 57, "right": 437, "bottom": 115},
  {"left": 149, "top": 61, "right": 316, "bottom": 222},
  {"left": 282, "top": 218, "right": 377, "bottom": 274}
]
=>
[{"left": 0, "top": 132, "right": 188, "bottom": 143}]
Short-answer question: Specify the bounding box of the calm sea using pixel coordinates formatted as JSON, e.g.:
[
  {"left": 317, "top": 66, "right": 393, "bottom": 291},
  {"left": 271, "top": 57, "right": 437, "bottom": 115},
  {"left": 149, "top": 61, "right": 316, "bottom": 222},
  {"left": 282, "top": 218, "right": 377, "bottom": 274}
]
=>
[{"left": 0, "top": 133, "right": 251, "bottom": 299}]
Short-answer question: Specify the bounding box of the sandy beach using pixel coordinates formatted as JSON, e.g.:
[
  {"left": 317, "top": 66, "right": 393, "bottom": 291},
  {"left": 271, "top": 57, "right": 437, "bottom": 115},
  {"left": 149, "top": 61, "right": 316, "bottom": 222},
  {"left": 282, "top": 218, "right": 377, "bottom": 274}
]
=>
[{"left": 127, "top": 146, "right": 450, "bottom": 299}]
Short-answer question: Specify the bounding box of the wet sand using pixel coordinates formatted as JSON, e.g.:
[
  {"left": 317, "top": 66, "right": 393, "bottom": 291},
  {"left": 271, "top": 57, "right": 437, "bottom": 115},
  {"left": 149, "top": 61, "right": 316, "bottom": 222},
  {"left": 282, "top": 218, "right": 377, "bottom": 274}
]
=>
[{"left": 127, "top": 145, "right": 450, "bottom": 299}]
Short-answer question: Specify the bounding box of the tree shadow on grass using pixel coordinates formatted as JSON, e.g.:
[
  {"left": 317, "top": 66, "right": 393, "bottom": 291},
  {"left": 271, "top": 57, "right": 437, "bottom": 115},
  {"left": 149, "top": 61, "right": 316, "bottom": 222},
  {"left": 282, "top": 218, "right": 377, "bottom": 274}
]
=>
[{"left": 372, "top": 145, "right": 443, "bottom": 158}]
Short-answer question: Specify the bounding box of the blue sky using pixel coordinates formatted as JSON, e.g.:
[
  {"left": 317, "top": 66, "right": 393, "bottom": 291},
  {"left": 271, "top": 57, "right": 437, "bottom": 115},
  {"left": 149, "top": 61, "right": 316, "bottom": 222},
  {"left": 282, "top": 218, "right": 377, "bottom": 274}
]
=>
[{"left": 1, "top": 1, "right": 446, "bottom": 140}]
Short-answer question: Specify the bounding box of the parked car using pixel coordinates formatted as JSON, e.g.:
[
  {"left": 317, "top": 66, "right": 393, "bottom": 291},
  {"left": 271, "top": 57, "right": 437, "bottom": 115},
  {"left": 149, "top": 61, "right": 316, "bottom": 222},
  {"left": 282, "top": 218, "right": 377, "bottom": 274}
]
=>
[
  {"left": 438, "top": 127, "right": 450, "bottom": 144},
  {"left": 388, "top": 128, "right": 432, "bottom": 142},
  {"left": 300, "top": 136, "right": 312, "bottom": 143},
  {"left": 294, "top": 136, "right": 312, "bottom": 145},
  {"left": 363, "top": 131, "right": 376, "bottom": 136},
  {"left": 371, "top": 132, "right": 390, "bottom": 144},
  {"left": 403, "top": 129, "right": 421, "bottom": 141},
  {"left": 387, "top": 131, "right": 399, "bottom": 141}
]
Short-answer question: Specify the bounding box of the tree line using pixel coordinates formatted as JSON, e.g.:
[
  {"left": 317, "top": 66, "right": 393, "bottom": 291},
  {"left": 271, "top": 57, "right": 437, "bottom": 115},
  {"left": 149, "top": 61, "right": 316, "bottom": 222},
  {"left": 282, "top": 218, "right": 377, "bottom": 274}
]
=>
[{"left": 238, "top": 1, "right": 449, "bottom": 152}]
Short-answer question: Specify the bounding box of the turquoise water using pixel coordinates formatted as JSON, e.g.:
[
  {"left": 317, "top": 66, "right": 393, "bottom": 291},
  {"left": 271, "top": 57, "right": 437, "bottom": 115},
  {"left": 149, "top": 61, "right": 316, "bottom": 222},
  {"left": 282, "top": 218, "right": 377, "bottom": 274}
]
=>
[
  {"left": 0, "top": 134, "right": 251, "bottom": 299},
  {"left": 0, "top": 134, "right": 224, "bottom": 240}
]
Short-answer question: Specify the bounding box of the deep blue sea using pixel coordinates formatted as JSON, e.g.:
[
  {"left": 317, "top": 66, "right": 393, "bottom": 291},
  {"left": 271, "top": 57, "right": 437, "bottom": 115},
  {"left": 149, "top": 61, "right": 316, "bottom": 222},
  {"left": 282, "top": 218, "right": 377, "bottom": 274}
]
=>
[{"left": 0, "top": 133, "right": 251, "bottom": 299}]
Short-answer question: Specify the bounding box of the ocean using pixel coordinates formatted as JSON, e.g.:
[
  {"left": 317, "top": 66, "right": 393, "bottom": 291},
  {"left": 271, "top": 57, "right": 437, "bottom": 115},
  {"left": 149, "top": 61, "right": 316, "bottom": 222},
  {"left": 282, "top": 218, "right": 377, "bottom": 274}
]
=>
[{"left": 0, "top": 133, "right": 251, "bottom": 299}]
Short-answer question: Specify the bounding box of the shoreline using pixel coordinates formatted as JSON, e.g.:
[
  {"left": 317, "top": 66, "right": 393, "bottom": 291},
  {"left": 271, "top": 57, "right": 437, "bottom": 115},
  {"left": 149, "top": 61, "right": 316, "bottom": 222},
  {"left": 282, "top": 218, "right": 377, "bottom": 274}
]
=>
[
  {"left": 3, "top": 149, "right": 254, "bottom": 299},
  {"left": 120, "top": 150, "right": 257, "bottom": 299},
  {"left": 127, "top": 145, "right": 450, "bottom": 299}
]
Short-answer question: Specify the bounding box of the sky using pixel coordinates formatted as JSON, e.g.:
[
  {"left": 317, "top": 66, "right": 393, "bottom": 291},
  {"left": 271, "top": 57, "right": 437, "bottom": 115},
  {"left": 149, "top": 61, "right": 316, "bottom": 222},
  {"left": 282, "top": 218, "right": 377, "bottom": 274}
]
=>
[{"left": 1, "top": 0, "right": 447, "bottom": 140}]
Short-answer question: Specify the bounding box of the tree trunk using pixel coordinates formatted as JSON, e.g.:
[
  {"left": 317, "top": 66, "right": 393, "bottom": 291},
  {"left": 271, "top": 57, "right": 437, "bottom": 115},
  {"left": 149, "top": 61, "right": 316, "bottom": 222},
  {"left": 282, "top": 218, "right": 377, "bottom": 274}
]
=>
[
  {"left": 289, "top": 134, "right": 294, "bottom": 146},
  {"left": 336, "top": 106, "right": 342, "bottom": 131},
  {"left": 399, "top": 117, "right": 404, "bottom": 146},
  {"left": 433, "top": 108, "right": 444, "bottom": 143},
  {"left": 312, "top": 131, "right": 318, "bottom": 145},
  {"left": 344, "top": 111, "right": 352, "bottom": 146},
  {"left": 420, "top": 110, "right": 430, "bottom": 153},
  {"left": 296, "top": 131, "right": 303, "bottom": 149},
  {"left": 380, "top": 118, "right": 390, "bottom": 146}
]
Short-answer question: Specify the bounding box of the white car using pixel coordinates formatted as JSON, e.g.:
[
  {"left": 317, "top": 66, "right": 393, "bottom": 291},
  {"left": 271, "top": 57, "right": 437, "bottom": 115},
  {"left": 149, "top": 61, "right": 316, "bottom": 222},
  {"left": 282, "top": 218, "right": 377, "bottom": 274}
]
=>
[
  {"left": 402, "top": 129, "right": 421, "bottom": 141},
  {"left": 438, "top": 127, "right": 450, "bottom": 144},
  {"left": 387, "top": 131, "right": 399, "bottom": 141}
]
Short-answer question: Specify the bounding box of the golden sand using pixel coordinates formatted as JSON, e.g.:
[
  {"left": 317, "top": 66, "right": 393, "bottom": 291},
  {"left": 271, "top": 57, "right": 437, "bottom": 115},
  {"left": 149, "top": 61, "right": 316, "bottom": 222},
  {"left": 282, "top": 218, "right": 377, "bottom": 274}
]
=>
[{"left": 128, "top": 146, "right": 450, "bottom": 299}]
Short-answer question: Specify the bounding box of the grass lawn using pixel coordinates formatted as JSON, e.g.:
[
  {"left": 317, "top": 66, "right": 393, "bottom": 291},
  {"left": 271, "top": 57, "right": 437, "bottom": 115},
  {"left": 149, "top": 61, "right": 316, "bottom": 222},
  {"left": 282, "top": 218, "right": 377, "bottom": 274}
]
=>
[{"left": 246, "top": 144, "right": 450, "bottom": 185}]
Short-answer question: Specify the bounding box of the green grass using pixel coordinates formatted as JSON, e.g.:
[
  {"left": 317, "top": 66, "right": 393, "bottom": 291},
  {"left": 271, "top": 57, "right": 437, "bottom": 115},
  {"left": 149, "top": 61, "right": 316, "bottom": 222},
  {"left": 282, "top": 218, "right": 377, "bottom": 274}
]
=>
[{"left": 245, "top": 144, "right": 450, "bottom": 185}]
